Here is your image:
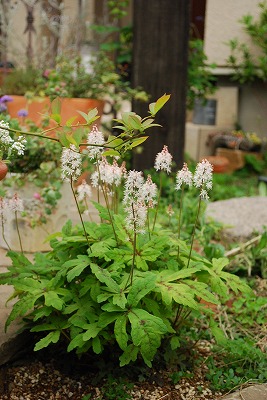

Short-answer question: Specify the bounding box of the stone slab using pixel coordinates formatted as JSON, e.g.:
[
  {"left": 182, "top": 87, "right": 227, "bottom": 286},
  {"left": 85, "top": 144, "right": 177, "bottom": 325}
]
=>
[
  {"left": 206, "top": 197, "right": 267, "bottom": 240},
  {"left": 220, "top": 383, "right": 267, "bottom": 399}
]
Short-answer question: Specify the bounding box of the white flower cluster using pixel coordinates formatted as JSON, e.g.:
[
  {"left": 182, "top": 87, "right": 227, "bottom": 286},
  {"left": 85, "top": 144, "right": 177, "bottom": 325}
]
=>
[
  {"left": 76, "top": 179, "right": 92, "bottom": 202},
  {"left": 175, "top": 160, "right": 213, "bottom": 199},
  {"left": 0, "top": 193, "right": 24, "bottom": 220},
  {"left": 61, "top": 144, "right": 82, "bottom": 182},
  {"left": 91, "top": 157, "right": 125, "bottom": 191},
  {"left": 154, "top": 145, "right": 173, "bottom": 173},
  {"left": 175, "top": 162, "right": 193, "bottom": 190},
  {"left": 87, "top": 125, "right": 105, "bottom": 160},
  {"left": 0, "top": 121, "right": 26, "bottom": 156},
  {"left": 123, "top": 170, "right": 157, "bottom": 233},
  {"left": 193, "top": 159, "right": 213, "bottom": 200}
]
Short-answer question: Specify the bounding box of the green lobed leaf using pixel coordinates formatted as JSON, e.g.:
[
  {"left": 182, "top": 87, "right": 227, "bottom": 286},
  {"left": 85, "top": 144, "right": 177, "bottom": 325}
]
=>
[
  {"left": 67, "top": 333, "right": 85, "bottom": 352},
  {"left": 83, "top": 323, "right": 101, "bottom": 341},
  {"left": 119, "top": 344, "right": 139, "bottom": 367},
  {"left": 91, "top": 201, "right": 112, "bottom": 221},
  {"left": 92, "top": 336, "right": 102, "bottom": 354},
  {"left": 34, "top": 331, "right": 61, "bottom": 351},
  {"left": 128, "top": 308, "right": 168, "bottom": 367},
  {"left": 155, "top": 281, "right": 199, "bottom": 309},
  {"left": 114, "top": 314, "right": 128, "bottom": 350},
  {"left": 127, "top": 274, "right": 157, "bottom": 307},
  {"left": 5, "top": 294, "right": 39, "bottom": 330},
  {"left": 64, "top": 255, "right": 90, "bottom": 282},
  {"left": 44, "top": 291, "right": 64, "bottom": 311},
  {"left": 90, "top": 263, "right": 121, "bottom": 293}
]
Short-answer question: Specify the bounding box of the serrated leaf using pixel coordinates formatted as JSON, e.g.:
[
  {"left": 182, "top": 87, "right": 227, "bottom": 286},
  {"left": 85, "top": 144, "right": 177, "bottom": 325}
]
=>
[
  {"left": 113, "top": 293, "right": 127, "bottom": 309},
  {"left": 83, "top": 323, "right": 101, "bottom": 341},
  {"left": 90, "top": 263, "right": 120, "bottom": 293},
  {"left": 170, "top": 336, "right": 180, "bottom": 350},
  {"left": 184, "top": 280, "right": 219, "bottom": 305},
  {"left": 98, "top": 312, "right": 121, "bottom": 328},
  {"left": 119, "top": 344, "right": 139, "bottom": 366},
  {"left": 211, "top": 257, "right": 229, "bottom": 272},
  {"left": 67, "top": 333, "right": 85, "bottom": 351},
  {"left": 34, "top": 331, "right": 61, "bottom": 351},
  {"left": 44, "top": 291, "right": 64, "bottom": 310},
  {"left": 114, "top": 314, "right": 128, "bottom": 350},
  {"left": 157, "top": 267, "right": 201, "bottom": 282},
  {"left": 156, "top": 280, "right": 199, "bottom": 309},
  {"left": 209, "top": 319, "right": 228, "bottom": 345},
  {"left": 62, "top": 220, "right": 73, "bottom": 236},
  {"left": 127, "top": 275, "right": 156, "bottom": 307},
  {"left": 65, "top": 256, "right": 90, "bottom": 282},
  {"left": 128, "top": 308, "right": 167, "bottom": 366},
  {"left": 91, "top": 201, "right": 111, "bottom": 221},
  {"left": 5, "top": 294, "right": 39, "bottom": 330}
]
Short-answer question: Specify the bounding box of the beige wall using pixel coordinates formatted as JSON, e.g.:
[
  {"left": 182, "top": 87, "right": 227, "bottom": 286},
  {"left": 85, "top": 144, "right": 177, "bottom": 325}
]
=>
[
  {"left": 204, "top": 0, "right": 261, "bottom": 67},
  {"left": 5, "top": 0, "right": 95, "bottom": 67}
]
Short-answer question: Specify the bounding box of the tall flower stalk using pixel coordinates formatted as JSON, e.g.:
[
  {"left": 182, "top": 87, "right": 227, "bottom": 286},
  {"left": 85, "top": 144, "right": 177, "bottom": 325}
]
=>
[
  {"left": 187, "top": 159, "right": 213, "bottom": 267},
  {"left": 152, "top": 145, "right": 173, "bottom": 230},
  {"left": 175, "top": 163, "right": 193, "bottom": 257},
  {"left": 9, "top": 194, "right": 24, "bottom": 254},
  {"left": 0, "top": 198, "right": 10, "bottom": 251}
]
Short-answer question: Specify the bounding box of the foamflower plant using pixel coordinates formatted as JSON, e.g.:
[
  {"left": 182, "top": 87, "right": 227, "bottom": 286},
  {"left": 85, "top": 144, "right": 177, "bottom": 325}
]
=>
[{"left": 0, "top": 94, "right": 252, "bottom": 367}]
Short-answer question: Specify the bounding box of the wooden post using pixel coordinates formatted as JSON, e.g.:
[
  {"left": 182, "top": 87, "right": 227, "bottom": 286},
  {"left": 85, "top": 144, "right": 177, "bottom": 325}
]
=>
[{"left": 132, "top": 0, "right": 190, "bottom": 170}]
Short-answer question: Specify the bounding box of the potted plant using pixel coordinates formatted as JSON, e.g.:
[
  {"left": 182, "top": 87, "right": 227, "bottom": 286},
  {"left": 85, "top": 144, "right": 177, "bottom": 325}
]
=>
[
  {"left": 1, "top": 52, "right": 148, "bottom": 125},
  {"left": 207, "top": 129, "right": 266, "bottom": 172}
]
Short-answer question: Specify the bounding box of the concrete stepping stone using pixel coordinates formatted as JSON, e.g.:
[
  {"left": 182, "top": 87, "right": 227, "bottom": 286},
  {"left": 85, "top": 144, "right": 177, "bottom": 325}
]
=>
[
  {"left": 206, "top": 197, "right": 267, "bottom": 240},
  {"left": 220, "top": 383, "right": 267, "bottom": 399}
]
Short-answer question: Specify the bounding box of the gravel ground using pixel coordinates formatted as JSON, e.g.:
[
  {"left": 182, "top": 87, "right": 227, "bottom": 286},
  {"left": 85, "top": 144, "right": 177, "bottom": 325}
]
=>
[{"left": 0, "top": 339, "right": 223, "bottom": 400}]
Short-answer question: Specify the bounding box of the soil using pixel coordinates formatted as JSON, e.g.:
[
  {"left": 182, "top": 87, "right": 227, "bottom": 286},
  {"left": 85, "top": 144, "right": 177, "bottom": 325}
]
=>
[{"left": 0, "top": 335, "right": 223, "bottom": 400}]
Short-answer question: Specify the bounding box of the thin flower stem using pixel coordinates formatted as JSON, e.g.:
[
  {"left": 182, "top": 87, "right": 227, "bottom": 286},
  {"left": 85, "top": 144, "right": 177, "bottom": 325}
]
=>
[
  {"left": 70, "top": 178, "right": 92, "bottom": 252},
  {"left": 84, "top": 198, "right": 93, "bottom": 222},
  {"left": 147, "top": 212, "right": 151, "bottom": 240},
  {"left": 125, "top": 204, "right": 137, "bottom": 289},
  {"left": 14, "top": 211, "right": 24, "bottom": 254},
  {"left": 130, "top": 231, "right": 137, "bottom": 286},
  {"left": 152, "top": 173, "right": 162, "bottom": 231},
  {"left": 1, "top": 215, "right": 11, "bottom": 251},
  {"left": 96, "top": 164, "right": 118, "bottom": 244},
  {"left": 187, "top": 195, "right": 202, "bottom": 268},
  {"left": 177, "top": 185, "right": 184, "bottom": 258}
]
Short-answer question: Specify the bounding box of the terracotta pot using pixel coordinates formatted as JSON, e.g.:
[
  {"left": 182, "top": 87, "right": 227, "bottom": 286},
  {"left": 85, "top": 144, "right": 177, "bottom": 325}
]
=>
[
  {"left": 6, "top": 95, "right": 105, "bottom": 126},
  {"left": 205, "top": 155, "right": 230, "bottom": 173}
]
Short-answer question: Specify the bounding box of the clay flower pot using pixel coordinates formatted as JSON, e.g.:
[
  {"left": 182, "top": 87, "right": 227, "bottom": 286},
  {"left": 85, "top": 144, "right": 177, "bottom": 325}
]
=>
[
  {"left": 0, "top": 161, "right": 8, "bottom": 181},
  {"left": 205, "top": 155, "right": 230, "bottom": 173},
  {"left": 7, "top": 95, "right": 105, "bottom": 126}
]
